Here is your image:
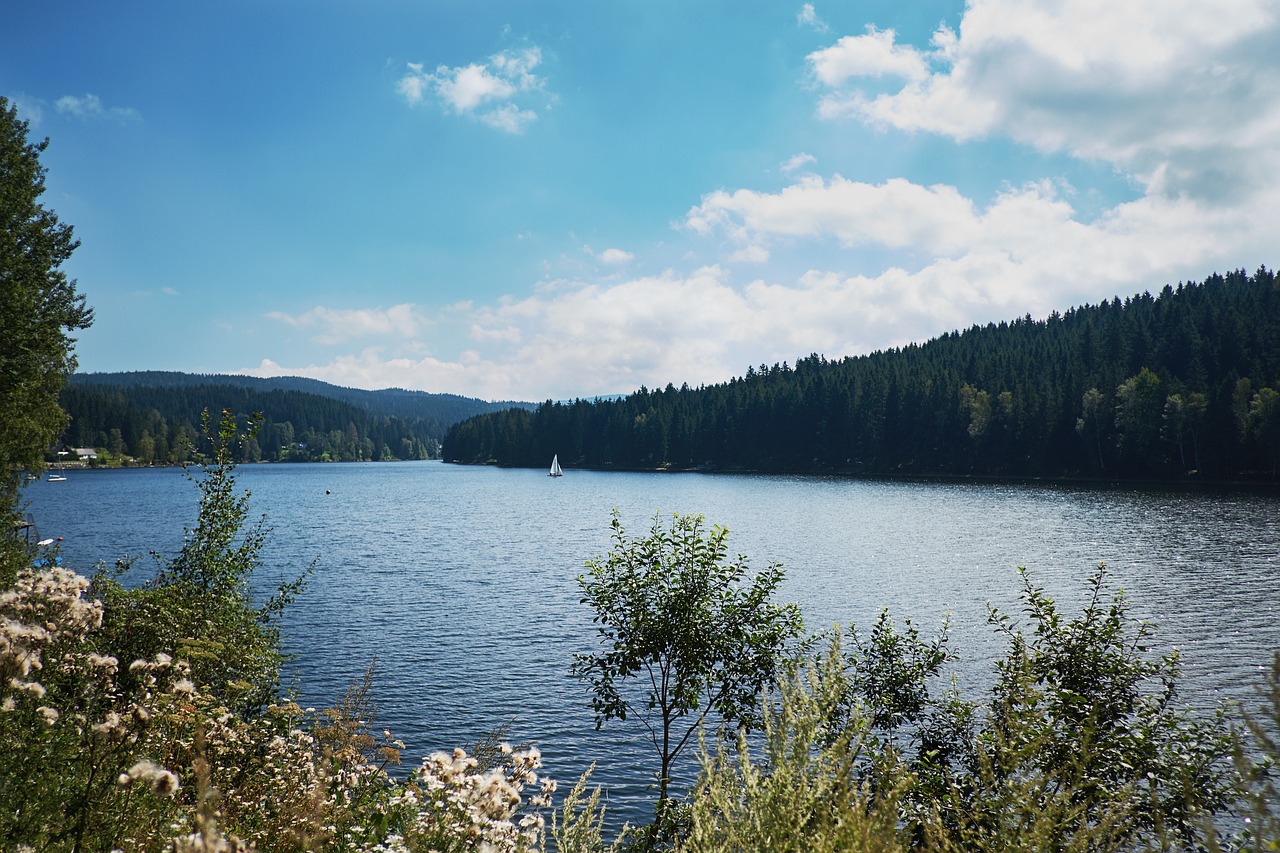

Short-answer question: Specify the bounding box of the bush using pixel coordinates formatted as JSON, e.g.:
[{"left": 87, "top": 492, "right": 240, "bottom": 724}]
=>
[{"left": 680, "top": 564, "right": 1239, "bottom": 852}]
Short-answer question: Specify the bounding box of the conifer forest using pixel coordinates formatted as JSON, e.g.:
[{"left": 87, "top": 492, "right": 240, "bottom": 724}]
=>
[{"left": 444, "top": 268, "right": 1280, "bottom": 480}]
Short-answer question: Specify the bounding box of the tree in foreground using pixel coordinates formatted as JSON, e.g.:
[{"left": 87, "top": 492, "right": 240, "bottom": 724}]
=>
[
  {"left": 92, "top": 408, "right": 308, "bottom": 714},
  {"left": 570, "top": 511, "right": 803, "bottom": 833},
  {"left": 0, "top": 96, "right": 93, "bottom": 580}
]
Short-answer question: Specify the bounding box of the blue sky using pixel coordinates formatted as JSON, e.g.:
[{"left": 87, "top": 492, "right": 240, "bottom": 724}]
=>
[{"left": 5, "top": 0, "right": 1278, "bottom": 401}]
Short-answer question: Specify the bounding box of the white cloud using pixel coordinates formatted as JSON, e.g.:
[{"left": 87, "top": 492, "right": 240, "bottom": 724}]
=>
[
  {"left": 244, "top": 0, "right": 1280, "bottom": 403},
  {"left": 809, "top": 27, "right": 933, "bottom": 87},
  {"left": 246, "top": 164, "right": 1267, "bottom": 402},
  {"left": 797, "top": 3, "right": 829, "bottom": 33},
  {"left": 729, "top": 244, "right": 770, "bottom": 264},
  {"left": 810, "top": 0, "right": 1280, "bottom": 200},
  {"left": 687, "top": 175, "right": 981, "bottom": 254},
  {"left": 780, "top": 152, "right": 816, "bottom": 173},
  {"left": 249, "top": 269, "right": 766, "bottom": 399},
  {"left": 398, "top": 46, "right": 549, "bottom": 134},
  {"left": 55, "top": 94, "right": 141, "bottom": 123},
  {"left": 267, "top": 304, "right": 426, "bottom": 345},
  {"left": 598, "top": 248, "right": 634, "bottom": 265}
]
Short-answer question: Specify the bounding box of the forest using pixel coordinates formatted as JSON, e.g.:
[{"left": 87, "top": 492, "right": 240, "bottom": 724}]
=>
[
  {"left": 56, "top": 372, "right": 539, "bottom": 464},
  {"left": 444, "top": 267, "right": 1280, "bottom": 481},
  {"left": 57, "top": 382, "right": 441, "bottom": 463}
]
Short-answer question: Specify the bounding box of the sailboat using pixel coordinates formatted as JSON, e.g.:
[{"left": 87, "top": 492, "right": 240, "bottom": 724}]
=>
[{"left": 549, "top": 454, "right": 563, "bottom": 477}]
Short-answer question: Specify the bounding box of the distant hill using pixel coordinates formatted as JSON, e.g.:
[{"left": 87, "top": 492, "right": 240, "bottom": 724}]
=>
[
  {"left": 72, "top": 371, "right": 535, "bottom": 426},
  {"left": 444, "top": 267, "right": 1280, "bottom": 481},
  {"left": 61, "top": 372, "right": 536, "bottom": 464}
]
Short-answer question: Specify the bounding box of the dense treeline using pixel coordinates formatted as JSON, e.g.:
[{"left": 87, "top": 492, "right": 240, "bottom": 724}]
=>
[
  {"left": 58, "top": 382, "right": 441, "bottom": 463},
  {"left": 72, "top": 371, "right": 535, "bottom": 439},
  {"left": 445, "top": 267, "right": 1280, "bottom": 480}
]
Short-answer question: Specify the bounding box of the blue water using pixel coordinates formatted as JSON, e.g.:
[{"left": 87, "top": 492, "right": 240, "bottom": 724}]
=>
[{"left": 22, "top": 462, "right": 1280, "bottom": 826}]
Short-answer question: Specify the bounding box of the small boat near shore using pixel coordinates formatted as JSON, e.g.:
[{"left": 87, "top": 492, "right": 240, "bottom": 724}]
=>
[{"left": 549, "top": 455, "right": 563, "bottom": 477}]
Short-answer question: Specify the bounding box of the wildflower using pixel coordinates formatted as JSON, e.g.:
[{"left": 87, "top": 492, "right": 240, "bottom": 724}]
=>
[
  {"left": 9, "top": 678, "right": 46, "bottom": 699},
  {"left": 152, "top": 769, "right": 180, "bottom": 797},
  {"left": 172, "top": 678, "right": 196, "bottom": 696},
  {"left": 37, "top": 706, "right": 58, "bottom": 725},
  {"left": 119, "top": 760, "right": 181, "bottom": 797},
  {"left": 87, "top": 653, "right": 118, "bottom": 673}
]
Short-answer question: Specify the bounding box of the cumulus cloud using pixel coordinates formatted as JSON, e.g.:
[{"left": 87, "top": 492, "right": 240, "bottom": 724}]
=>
[
  {"left": 809, "top": 0, "right": 1280, "bottom": 201},
  {"left": 249, "top": 162, "right": 1262, "bottom": 404},
  {"left": 687, "top": 174, "right": 981, "bottom": 254},
  {"left": 266, "top": 304, "right": 426, "bottom": 345},
  {"left": 246, "top": 0, "right": 1280, "bottom": 403},
  {"left": 398, "top": 46, "right": 548, "bottom": 134},
  {"left": 55, "top": 94, "right": 141, "bottom": 123},
  {"left": 809, "top": 27, "right": 934, "bottom": 86},
  {"left": 252, "top": 269, "right": 774, "bottom": 399},
  {"left": 687, "top": 172, "right": 1260, "bottom": 306}
]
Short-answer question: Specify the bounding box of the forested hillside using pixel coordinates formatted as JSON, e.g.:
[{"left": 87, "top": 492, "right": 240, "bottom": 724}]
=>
[
  {"left": 58, "top": 382, "right": 444, "bottom": 463},
  {"left": 58, "top": 372, "right": 537, "bottom": 464},
  {"left": 71, "top": 371, "right": 534, "bottom": 435},
  {"left": 444, "top": 267, "right": 1280, "bottom": 480}
]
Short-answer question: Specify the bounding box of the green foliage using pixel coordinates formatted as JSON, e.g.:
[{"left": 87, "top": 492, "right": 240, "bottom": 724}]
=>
[
  {"left": 675, "top": 566, "right": 1241, "bottom": 853},
  {"left": 91, "top": 408, "right": 308, "bottom": 713},
  {"left": 681, "top": 636, "right": 909, "bottom": 853},
  {"left": 1114, "top": 367, "right": 1164, "bottom": 471},
  {"left": 571, "top": 512, "right": 804, "bottom": 820},
  {"left": 1249, "top": 387, "right": 1280, "bottom": 476},
  {"left": 833, "top": 611, "right": 975, "bottom": 819},
  {"left": 58, "top": 381, "right": 442, "bottom": 464},
  {"left": 1230, "top": 651, "right": 1280, "bottom": 851},
  {"left": 0, "top": 97, "right": 93, "bottom": 579},
  {"left": 981, "top": 565, "right": 1236, "bottom": 846}
]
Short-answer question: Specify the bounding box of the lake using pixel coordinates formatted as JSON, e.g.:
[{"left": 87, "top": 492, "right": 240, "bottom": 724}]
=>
[{"left": 21, "top": 461, "right": 1280, "bottom": 826}]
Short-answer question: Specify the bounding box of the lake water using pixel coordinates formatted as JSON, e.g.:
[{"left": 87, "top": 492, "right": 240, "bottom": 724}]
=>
[{"left": 21, "top": 461, "right": 1280, "bottom": 827}]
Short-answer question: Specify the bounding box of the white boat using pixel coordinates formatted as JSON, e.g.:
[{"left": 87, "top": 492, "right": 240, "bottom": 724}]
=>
[
  {"left": 47, "top": 474, "right": 67, "bottom": 482},
  {"left": 549, "top": 455, "right": 563, "bottom": 477}
]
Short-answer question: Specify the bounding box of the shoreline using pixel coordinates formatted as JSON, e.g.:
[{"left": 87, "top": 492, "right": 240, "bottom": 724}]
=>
[{"left": 442, "top": 459, "right": 1280, "bottom": 492}]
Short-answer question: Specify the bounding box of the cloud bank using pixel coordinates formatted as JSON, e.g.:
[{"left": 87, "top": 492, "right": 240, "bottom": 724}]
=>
[{"left": 252, "top": 0, "right": 1280, "bottom": 401}]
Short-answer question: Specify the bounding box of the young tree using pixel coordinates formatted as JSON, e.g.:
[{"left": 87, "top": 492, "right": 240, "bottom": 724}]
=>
[
  {"left": 1249, "top": 387, "right": 1280, "bottom": 477},
  {"left": 571, "top": 512, "right": 803, "bottom": 825},
  {"left": 0, "top": 97, "right": 93, "bottom": 575},
  {"left": 1114, "top": 368, "right": 1163, "bottom": 471},
  {"left": 92, "top": 409, "right": 308, "bottom": 714}
]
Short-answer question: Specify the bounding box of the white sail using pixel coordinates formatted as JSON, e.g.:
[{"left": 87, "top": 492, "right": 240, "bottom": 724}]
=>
[{"left": 549, "top": 455, "right": 563, "bottom": 477}]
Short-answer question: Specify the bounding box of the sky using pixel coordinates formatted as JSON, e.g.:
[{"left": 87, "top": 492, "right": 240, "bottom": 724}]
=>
[{"left": 4, "top": 0, "right": 1279, "bottom": 402}]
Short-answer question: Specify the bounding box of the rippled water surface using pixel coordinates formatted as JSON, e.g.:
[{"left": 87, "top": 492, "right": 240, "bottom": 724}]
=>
[{"left": 23, "top": 462, "right": 1280, "bottom": 825}]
